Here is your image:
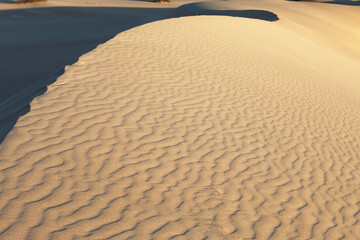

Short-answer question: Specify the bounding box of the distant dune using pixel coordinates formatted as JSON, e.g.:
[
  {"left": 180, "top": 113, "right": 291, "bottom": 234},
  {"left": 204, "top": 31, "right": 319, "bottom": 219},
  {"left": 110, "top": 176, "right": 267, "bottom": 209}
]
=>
[{"left": 0, "top": 0, "right": 360, "bottom": 239}]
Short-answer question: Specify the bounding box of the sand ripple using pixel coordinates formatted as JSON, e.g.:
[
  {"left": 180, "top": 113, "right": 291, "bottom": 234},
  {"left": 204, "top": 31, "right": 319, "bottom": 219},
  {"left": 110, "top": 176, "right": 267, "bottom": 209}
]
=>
[{"left": 1, "top": 16, "right": 360, "bottom": 239}]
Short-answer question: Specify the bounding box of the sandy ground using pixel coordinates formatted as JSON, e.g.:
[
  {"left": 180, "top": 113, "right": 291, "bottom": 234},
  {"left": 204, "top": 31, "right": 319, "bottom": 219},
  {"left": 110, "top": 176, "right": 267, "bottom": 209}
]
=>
[
  {"left": 0, "top": 0, "right": 200, "bottom": 141},
  {"left": 1, "top": 0, "right": 360, "bottom": 239}
]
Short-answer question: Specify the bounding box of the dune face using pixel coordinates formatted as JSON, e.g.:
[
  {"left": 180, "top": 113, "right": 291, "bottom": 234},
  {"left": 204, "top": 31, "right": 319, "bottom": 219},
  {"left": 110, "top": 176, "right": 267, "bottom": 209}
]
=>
[
  {"left": 174, "top": 0, "right": 360, "bottom": 59},
  {"left": 0, "top": 1, "right": 177, "bottom": 142},
  {"left": 1, "top": 10, "right": 360, "bottom": 240}
]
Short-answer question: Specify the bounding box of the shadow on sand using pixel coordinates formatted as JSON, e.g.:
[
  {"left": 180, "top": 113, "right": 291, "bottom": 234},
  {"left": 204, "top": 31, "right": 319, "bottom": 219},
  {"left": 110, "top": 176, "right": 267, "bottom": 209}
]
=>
[
  {"left": 0, "top": 5, "right": 279, "bottom": 142},
  {"left": 288, "top": 0, "right": 360, "bottom": 5},
  {"left": 0, "top": 6, "right": 172, "bottom": 142},
  {"left": 174, "top": 7, "right": 279, "bottom": 22},
  {"left": 325, "top": 0, "right": 360, "bottom": 5}
]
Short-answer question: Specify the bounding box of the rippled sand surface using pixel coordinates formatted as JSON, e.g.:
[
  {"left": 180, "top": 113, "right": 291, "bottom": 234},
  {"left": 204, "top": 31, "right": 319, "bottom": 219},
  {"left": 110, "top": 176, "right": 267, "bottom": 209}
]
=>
[{"left": 1, "top": 2, "right": 360, "bottom": 239}]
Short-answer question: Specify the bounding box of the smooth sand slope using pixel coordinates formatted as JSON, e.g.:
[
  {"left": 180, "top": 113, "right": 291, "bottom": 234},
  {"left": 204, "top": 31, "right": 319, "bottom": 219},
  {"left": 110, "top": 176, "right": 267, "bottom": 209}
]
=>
[
  {"left": 175, "top": 0, "right": 360, "bottom": 58},
  {"left": 1, "top": 1, "right": 360, "bottom": 239}
]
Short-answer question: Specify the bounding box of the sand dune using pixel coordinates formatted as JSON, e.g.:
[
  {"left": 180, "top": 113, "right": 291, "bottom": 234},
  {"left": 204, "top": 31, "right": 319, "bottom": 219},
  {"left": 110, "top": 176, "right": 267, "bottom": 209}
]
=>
[
  {"left": 1, "top": 1, "right": 360, "bottom": 239},
  {"left": 175, "top": 0, "right": 360, "bottom": 58},
  {"left": 0, "top": 0, "right": 181, "bottom": 141}
]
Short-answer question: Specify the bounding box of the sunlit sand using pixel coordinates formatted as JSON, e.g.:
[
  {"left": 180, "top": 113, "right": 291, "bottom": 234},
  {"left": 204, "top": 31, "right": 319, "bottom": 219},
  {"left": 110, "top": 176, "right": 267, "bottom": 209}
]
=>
[{"left": 0, "top": 0, "right": 360, "bottom": 239}]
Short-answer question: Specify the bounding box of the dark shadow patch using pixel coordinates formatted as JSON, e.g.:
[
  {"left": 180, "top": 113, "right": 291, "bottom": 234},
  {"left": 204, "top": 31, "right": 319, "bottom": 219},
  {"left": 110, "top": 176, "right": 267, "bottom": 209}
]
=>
[
  {"left": 174, "top": 5, "right": 279, "bottom": 22},
  {"left": 0, "top": 0, "right": 16, "bottom": 3},
  {"left": 324, "top": 0, "right": 360, "bottom": 5}
]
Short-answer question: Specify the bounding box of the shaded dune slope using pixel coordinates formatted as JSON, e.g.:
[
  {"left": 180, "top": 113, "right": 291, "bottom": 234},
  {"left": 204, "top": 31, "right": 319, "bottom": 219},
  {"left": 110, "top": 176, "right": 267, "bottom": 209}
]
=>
[
  {"left": 0, "top": 5, "right": 171, "bottom": 143},
  {"left": 174, "top": 4, "right": 279, "bottom": 21},
  {"left": 1, "top": 11, "right": 360, "bottom": 240}
]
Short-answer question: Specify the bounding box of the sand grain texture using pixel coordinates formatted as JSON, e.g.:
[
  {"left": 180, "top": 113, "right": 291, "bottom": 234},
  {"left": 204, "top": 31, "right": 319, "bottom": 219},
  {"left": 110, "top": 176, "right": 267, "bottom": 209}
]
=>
[{"left": 1, "top": 13, "right": 360, "bottom": 239}]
